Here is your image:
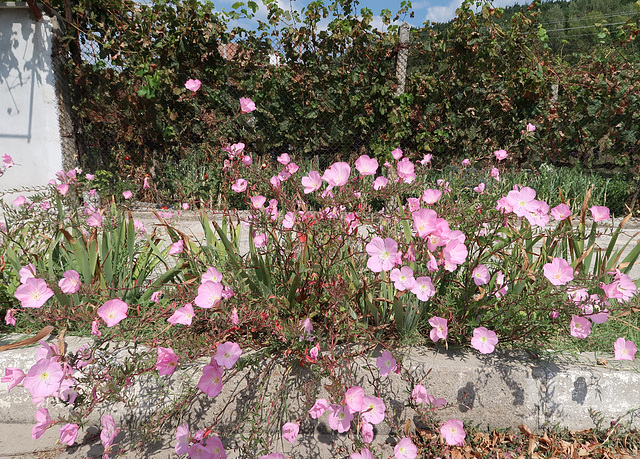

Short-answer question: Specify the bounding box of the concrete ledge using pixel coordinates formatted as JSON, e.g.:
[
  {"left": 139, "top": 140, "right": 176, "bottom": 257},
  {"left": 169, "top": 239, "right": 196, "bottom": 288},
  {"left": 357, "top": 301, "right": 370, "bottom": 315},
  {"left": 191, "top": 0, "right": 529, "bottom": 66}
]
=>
[{"left": 1, "top": 333, "right": 640, "bottom": 457}]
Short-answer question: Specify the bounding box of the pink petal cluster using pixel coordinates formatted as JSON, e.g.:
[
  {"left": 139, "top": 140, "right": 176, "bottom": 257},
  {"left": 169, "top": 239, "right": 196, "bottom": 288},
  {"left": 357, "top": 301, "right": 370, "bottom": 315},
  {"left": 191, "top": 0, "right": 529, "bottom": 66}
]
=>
[
  {"left": 156, "top": 347, "right": 178, "bottom": 375},
  {"left": 239, "top": 97, "right": 256, "bottom": 113},
  {"left": 355, "top": 155, "right": 378, "bottom": 176},
  {"left": 614, "top": 338, "right": 637, "bottom": 361},
  {"left": 471, "top": 327, "right": 498, "bottom": 354},
  {"left": 97, "top": 299, "right": 129, "bottom": 327},
  {"left": 301, "top": 171, "right": 322, "bottom": 194},
  {"left": 168, "top": 303, "right": 195, "bottom": 326},
  {"left": 185, "top": 79, "right": 202, "bottom": 92},
  {"left": 214, "top": 342, "right": 242, "bottom": 369},
  {"left": 376, "top": 350, "right": 396, "bottom": 376},
  {"left": 543, "top": 257, "right": 574, "bottom": 286},
  {"left": 366, "top": 237, "right": 398, "bottom": 272},
  {"left": 570, "top": 315, "right": 592, "bottom": 338},
  {"left": 394, "top": 437, "right": 418, "bottom": 459},
  {"left": 323, "top": 162, "right": 351, "bottom": 189},
  {"left": 282, "top": 422, "right": 299, "bottom": 444},
  {"left": 58, "top": 270, "right": 81, "bottom": 294},
  {"left": 441, "top": 419, "right": 466, "bottom": 445},
  {"left": 428, "top": 316, "right": 448, "bottom": 343},
  {"left": 14, "top": 278, "right": 54, "bottom": 308}
]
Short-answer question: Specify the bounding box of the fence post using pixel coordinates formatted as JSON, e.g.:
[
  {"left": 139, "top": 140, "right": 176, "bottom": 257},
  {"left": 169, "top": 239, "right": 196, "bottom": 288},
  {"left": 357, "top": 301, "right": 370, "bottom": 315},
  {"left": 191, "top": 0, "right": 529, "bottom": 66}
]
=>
[{"left": 396, "top": 22, "right": 410, "bottom": 96}]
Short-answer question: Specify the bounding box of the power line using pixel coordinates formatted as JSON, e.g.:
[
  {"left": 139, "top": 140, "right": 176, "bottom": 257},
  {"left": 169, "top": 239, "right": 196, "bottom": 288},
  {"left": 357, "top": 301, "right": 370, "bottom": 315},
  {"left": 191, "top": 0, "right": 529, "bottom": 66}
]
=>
[
  {"left": 539, "top": 10, "right": 637, "bottom": 27},
  {"left": 545, "top": 21, "right": 628, "bottom": 32}
]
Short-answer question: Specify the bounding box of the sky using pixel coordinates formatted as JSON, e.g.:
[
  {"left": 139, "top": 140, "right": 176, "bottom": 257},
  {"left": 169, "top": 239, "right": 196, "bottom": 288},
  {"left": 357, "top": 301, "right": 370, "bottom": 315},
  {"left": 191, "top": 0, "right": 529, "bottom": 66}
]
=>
[{"left": 215, "top": 0, "right": 530, "bottom": 30}]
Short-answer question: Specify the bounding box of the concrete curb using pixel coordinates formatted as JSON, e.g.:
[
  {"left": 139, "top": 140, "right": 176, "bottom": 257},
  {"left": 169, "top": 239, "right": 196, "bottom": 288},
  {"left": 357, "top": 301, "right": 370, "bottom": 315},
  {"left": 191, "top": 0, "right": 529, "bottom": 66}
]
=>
[{"left": 1, "top": 333, "right": 640, "bottom": 457}]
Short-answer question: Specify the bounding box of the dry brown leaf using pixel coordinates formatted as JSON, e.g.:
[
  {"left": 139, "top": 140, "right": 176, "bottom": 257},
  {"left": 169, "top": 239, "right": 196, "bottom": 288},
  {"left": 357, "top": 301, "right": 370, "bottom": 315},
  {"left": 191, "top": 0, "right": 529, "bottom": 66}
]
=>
[
  {"left": 0, "top": 326, "right": 55, "bottom": 352},
  {"left": 519, "top": 424, "right": 533, "bottom": 437}
]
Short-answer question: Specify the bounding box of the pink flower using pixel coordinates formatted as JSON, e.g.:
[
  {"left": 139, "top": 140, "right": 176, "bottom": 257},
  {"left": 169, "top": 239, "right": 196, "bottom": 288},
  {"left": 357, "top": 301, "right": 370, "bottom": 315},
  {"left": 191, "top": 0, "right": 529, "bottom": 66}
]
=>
[
  {"left": 543, "top": 257, "right": 574, "bottom": 286},
  {"left": 344, "top": 386, "right": 365, "bottom": 414},
  {"left": 122, "top": 190, "right": 133, "bottom": 199},
  {"left": 286, "top": 162, "right": 299, "bottom": 174},
  {"left": 397, "top": 158, "right": 416, "bottom": 183},
  {"left": 23, "top": 358, "right": 63, "bottom": 398},
  {"left": 590, "top": 206, "right": 610, "bottom": 222},
  {"left": 195, "top": 281, "right": 223, "bottom": 308},
  {"left": 232, "top": 179, "right": 248, "bottom": 193},
  {"left": 376, "top": 350, "right": 396, "bottom": 377},
  {"left": 366, "top": 237, "right": 398, "bottom": 272},
  {"left": 13, "top": 195, "right": 26, "bottom": 207},
  {"left": 156, "top": 347, "right": 178, "bottom": 375},
  {"left": 239, "top": 97, "right": 256, "bottom": 113},
  {"left": 60, "top": 423, "right": 79, "bottom": 446},
  {"left": 100, "top": 414, "right": 117, "bottom": 450},
  {"left": 19, "top": 263, "right": 36, "bottom": 283},
  {"left": 185, "top": 79, "right": 202, "bottom": 92},
  {"left": 526, "top": 123, "right": 536, "bottom": 132},
  {"left": 327, "top": 404, "right": 353, "bottom": 433},
  {"left": 473, "top": 182, "right": 485, "bottom": 194},
  {"left": 412, "top": 208, "right": 438, "bottom": 238},
  {"left": 419, "top": 154, "right": 433, "bottom": 165},
  {"left": 32, "top": 408, "right": 52, "bottom": 440},
  {"left": 361, "top": 423, "right": 374, "bottom": 443},
  {"left": 394, "top": 437, "right": 417, "bottom": 459},
  {"left": 422, "top": 188, "right": 442, "bottom": 205},
  {"left": 143, "top": 176, "right": 150, "bottom": 189},
  {"left": 355, "top": 155, "right": 379, "bottom": 176},
  {"left": 58, "top": 270, "right": 81, "bottom": 294},
  {"left": 260, "top": 455, "right": 286, "bottom": 459},
  {"left": 5, "top": 308, "right": 17, "bottom": 326},
  {"left": 412, "top": 384, "right": 428, "bottom": 404},
  {"left": 411, "top": 276, "right": 436, "bottom": 301},
  {"left": 56, "top": 183, "right": 69, "bottom": 195},
  {"left": 491, "top": 167, "right": 500, "bottom": 181},
  {"left": 505, "top": 187, "right": 537, "bottom": 217},
  {"left": 471, "top": 327, "right": 498, "bottom": 354},
  {"left": 351, "top": 448, "right": 374, "bottom": 459},
  {"left": 2, "top": 367, "right": 25, "bottom": 392},
  {"left": 2, "top": 153, "right": 14, "bottom": 168},
  {"left": 169, "top": 239, "right": 184, "bottom": 255},
  {"left": 443, "top": 240, "right": 468, "bottom": 272},
  {"left": 570, "top": 315, "right": 592, "bottom": 338},
  {"left": 429, "top": 316, "right": 448, "bottom": 343},
  {"left": 242, "top": 155, "right": 252, "bottom": 165},
  {"left": 175, "top": 423, "right": 190, "bottom": 455},
  {"left": 472, "top": 264, "right": 490, "bottom": 286},
  {"left": 86, "top": 211, "right": 103, "bottom": 227},
  {"left": 309, "top": 398, "right": 330, "bottom": 419},
  {"left": 97, "top": 299, "right": 129, "bottom": 327},
  {"left": 372, "top": 176, "right": 388, "bottom": 190},
  {"left": 198, "top": 363, "right": 224, "bottom": 397},
  {"left": 214, "top": 342, "right": 242, "bottom": 369},
  {"left": 277, "top": 153, "right": 290, "bottom": 165},
  {"left": 253, "top": 232, "right": 268, "bottom": 247},
  {"left": 230, "top": 307, "right": 239, "bottom": 325},
  {"left": 282, "top": 422, "right": 299, "bottom": 444},
  {"left": 168, "top": 303, "right": 195, "bottom": 326},
  {"left": 323, "top": 162, "right": 351, "bottom": 189},
  {"left": 440, "top": 419, "right": 466, "bottom": 446},
  {"left": 361, "top": 395, "right": 386, "bottom": 424},
  {"left": 283, "top": 211, "right": 296, "bottom": 229},
  {"left": 91, "top": 320, "right": 101, "bottom": 336},
  {"left": 494, "top": 149, "right": 508, "bottom": 161},
  {"left": 551, "top": 203, "right": 571, "bottom": 221},
  {"left": 462, "top": 158, "right": 471, "bottom": 166},
  {"left": 391, "top": 148, "right": 403, "bottom": 160},
  {"left": 614, "top": 337, "right": 637, "bottom": 361},
  {"left": 390, "top": 266, "right": 416, "bottom": 291},
  {"left": 14, "top": 278, "right": 54, "bottom": 308},
  {"left": 301, "top": 171, "right": 322, "bottom": 194}
]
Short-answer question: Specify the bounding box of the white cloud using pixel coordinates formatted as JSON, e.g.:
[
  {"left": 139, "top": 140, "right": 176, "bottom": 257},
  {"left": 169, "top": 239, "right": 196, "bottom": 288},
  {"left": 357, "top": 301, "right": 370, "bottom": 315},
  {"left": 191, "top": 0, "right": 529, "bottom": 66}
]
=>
[{"left": 424, "top": 0, "right": 526, "bottom": 24}]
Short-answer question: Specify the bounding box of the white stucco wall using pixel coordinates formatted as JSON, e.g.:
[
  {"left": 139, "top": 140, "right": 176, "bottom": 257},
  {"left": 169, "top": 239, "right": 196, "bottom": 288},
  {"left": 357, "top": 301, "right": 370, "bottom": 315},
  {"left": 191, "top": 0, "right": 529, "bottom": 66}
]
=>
[{"left": 0, "top": 3, "right": 62, "bottom": 202}]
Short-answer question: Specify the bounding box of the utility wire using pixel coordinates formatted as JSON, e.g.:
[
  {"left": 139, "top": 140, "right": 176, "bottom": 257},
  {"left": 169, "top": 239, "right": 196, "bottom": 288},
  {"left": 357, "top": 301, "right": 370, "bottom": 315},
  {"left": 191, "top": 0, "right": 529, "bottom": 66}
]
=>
[{"left": 545, "top": 21, "right": 628, "bottom": 32}]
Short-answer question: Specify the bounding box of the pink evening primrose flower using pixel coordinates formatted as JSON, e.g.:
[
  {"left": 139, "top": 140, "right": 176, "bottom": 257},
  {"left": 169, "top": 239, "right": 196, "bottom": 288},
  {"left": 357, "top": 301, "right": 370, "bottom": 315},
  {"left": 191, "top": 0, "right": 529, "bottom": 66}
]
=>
[
  {"left": 526, "top": 123, "right": 536, "bottom": 132},
  {"left": 122, "top": 190, "right": 133, "bottom": 199},
  {"left": 168, "top": 303, "right": 195, "bottom": 326},
  {"left": 251, "top": 195, "right": 266, "bottom": 209},
  {"left": 494, "top": 149, "right": 508, "bottom": 161},
  {"left": 361, "top": 395, "right": 386, "bottom": 424},
  {"left": 282, "top": 422, "right": 299, "bottom": 444},
  {"left": 376, "top": 350, "right": 396, "bottom": 377},
  {"left": 309, "top": 398, "right": 330, "bottom": 419},
  {"left": 2, "top": 153, "right": 14, "bottom": 168},
  {"left": 214, "top": 342, "right": 242, "bottom": 369},
  {"left": 590, "top": 206, "right": 610, "bottom": 222},
  {"left": 441, "top": 419, "right": 466, "bottom": 446},
  {"left": 472, "top": 264, "right": 490, "bottom": 286},
  {"left": 614, "top": 337, "right": 637, "bottom": 361},
  {"left": 397, "top": 158, "right": 416, "bottom": 183},
  {"left": 175, "top": 423, "right": 190, "bottom": 456},
  {"left": 570, "top": 315, "right": 592, "bottom": 339},
  {"left": 323, "top": 162, "right": 351, "bottom": 189},
  {"left": 327, "top": 404, "right": 353, "bottom": 433},
  {"left": 462, "top": 158, "right": 471, "bottom": 166},
  {"left": 23, "top": 358, "right": 63, "bottom": 398},
  {"left": 355, "top": 155, "right": 379, "bottom": 176},
  {"left": 195, "top": 281, "right": 223, "bottom": 309},
  {"left": 277, "top": 153, "right": 290, "bottom": 165},
  {"left": 100, "top": 414, "right": 117, "bottom": 450},
  {"left": 253, "top": 232, "right": 268, "bottom": 247},
  {"left": 419, "top": 154, "right": 433, "bottom": 165},
  {"left": 231, "top": 179, "right": 248, "bottom": 193},
  {"left": 185, "top": 79, "right": 202, "bottom": 92},
  {"left": 422, "top": 188, "right": 442, "bottom": 205},
  {"left": 239, "top": 97, "right": 256, "bottom": 114},
  {"left": 19, "top": 263, "right": 36, "bottom": 283},
  {"left": 394, "top": 437, "right": 418, "bottom": 459},
  {"left": 91, "top": 320, "right": 101, "bottom": 337},
  {"left": 2, "top": 367, "right": 26, "bottom": 392},
  {"left": 5, "top": 308, "right": 17, "bottom": 326},
  {"left": 366, "top": 237, "right": 398, "bottom": 272},
  {"left": 14, "top": 278, "right": 54, "bottom": 308},
  {"left": 97, "top": 299, "right": 129, "bottom": 327},
  {"left": 411, "top": 276, "right": 436, "bottom": 301},
  {"left": 391, "top": 148, "right": 403, "bottom": 160},
  {"left": 301, "top": 171, "right": 322, "bottom": 194},
  {"left": 491, "top": 167, "right": 500, "bottom": 181},
  {"left": 156, "top": 347, "right": 179, "bottom": 376},
  {"left": 473, "top": 182, "right": 485, "bottom": 194},
  {"left": 390, "top": 266, "right": 416, "bottom": 291},
  {"left": 56, "top": 183, "right": 69, "bottom": 195},
  {"left": 32, "top": 408, "right": 52, "bottom": 440},
  {"left": 372, "top": 176, "right": 388, "bottom": 190},
  {"left": 412, "top": 384, "right": 428, "bottom": 404},
  {"left": 361, "top": 421, "right": 374, "bottom": 442},
  {"left": 198, "top": 363, "right": 224, "bottom": 398},
  {"left": 344, "top": 386, "right": 365, "bottom": 414},
  {"left": 60, "top": 423, "right": 79, "bottom": 446},
  {"left": 14, "top": 195, "right": 26, "bottom": 207},
  {"left": 351, "top": 448, "right": 374, "bottom": 459},
  {"left": 86, "top": 211, "right": 103, "bottom": 227},
  {"left": 58, "top": 270, "right": 81, "bottom": 294},
  {"left": 550, "top": 203, "right": 571, "bottom": 221},
  {"left": 543, "top": 257, "right": 574, "bottom": 286},
  {"left": 169, "top": 240, "right": 184, "bottom": 255},
  {"left": 429, "top": 316, "right": 448, "bottom": 343},
  {"left": 471, "top": 327, "right": 498, "bottom": 354}
]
